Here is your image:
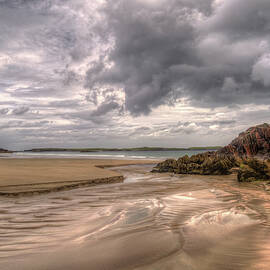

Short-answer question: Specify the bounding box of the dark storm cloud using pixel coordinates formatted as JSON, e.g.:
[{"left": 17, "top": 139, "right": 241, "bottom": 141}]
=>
[
  {"left": 91, "top": 101, "right": 120, "bottom": 117},
  {"left": 85, "top": 0, "right": 270, "bottom": 115},
  {"left": 86, "top": 0, "right": 197, "bottom": 114},
  {"left": 200, "top": 0, "right": 270, "bottom": 37}
]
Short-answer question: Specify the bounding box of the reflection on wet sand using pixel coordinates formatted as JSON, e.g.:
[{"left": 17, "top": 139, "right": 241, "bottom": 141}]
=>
[{"left": 0, "top": 164, "right": 270, "bottom": 270}]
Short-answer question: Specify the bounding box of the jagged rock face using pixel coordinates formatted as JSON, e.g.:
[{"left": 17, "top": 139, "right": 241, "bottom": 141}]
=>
[
  {"left": 237, "top": 159, "right": 270, "bottom": 182},
  {"left": 152, "top": 123, "right": 270, "bottom": 177},
  {"left": 219, "top": 123, "right": 270, "bottom": 158},
  {"left": 152, "top": 152, "right": 237, "bottom": 175}
]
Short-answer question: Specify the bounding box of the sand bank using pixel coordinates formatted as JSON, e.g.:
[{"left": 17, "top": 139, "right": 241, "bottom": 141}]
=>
[{"left": 0, "top": 159, "right": 157, "bottom": 195}]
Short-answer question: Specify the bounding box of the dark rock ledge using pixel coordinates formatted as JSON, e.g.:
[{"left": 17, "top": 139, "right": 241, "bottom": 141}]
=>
[{"left": 152, "top": 152, "right": 237, "bottom": 175}]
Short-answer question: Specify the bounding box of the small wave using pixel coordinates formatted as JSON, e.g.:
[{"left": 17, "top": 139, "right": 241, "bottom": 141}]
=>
[
  {"left": 84, "top": 154, "right": 126, "bottom": 158},
  {"left": 129, "top": 156, "right": 148, "bottom": 159},
  {"left": 11, "top": 152, "right": 128, "bottom": 159},
  {"left": 186, "top": 206, "right": 258, "bottom": 229},
  {"left": 182, "top": 205, "right": 260, "bottom": 249}
]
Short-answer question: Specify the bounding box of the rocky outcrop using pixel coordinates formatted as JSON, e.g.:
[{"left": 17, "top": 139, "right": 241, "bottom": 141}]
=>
[
  {"left": 152, "top": 123, "right": 270, "bottom": 178},
  {"left": 219, "top": 123, "right": 270, "bottom": 158},
  {"left": 237, "top": 159, "right": 270, "bottom": 182},
  {"left": 152, "top": 152, "right": 237, "bottom": 175}
]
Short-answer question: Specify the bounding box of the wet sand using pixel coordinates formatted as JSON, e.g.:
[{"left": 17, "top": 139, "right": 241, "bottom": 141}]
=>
[
  {"left": 0, "top": 164, "right": 270, "bottom": 270},
  {"left": 0, "top": 159, "right": 157, "bottom": 195}
]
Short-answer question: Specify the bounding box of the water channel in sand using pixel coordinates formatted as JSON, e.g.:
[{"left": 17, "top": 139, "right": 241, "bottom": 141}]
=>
[{"left": 0, "top": 164, "right": 270, "bottom": 270}]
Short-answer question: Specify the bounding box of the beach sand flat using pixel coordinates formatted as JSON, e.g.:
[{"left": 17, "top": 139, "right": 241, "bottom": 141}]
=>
[{"left": 0, "top": 159, "right": 157, "bottom": 195}]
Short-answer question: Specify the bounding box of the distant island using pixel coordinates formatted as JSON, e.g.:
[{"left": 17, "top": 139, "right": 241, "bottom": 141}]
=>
[
  {"left": 24, "top": 146, "right": 222, "bottom": 152},
  {"left": 0, "top": 148, "right": 12, "bottom": 153}
]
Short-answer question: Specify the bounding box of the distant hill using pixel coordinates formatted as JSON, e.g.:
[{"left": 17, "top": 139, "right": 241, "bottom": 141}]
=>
[
  {"left": 25, "top": 146, "right": 222, "bottom": 152},
  {"left": 0, "top": 148, "right": 11, "bottom": 153}
]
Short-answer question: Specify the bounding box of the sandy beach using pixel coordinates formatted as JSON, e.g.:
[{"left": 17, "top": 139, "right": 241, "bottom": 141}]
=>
[
  {"left": 0, "top": 158, "right": 158, "bottom": 195},
  {"left": 1, "top": 163, "right": 270, "bottom": 270}
]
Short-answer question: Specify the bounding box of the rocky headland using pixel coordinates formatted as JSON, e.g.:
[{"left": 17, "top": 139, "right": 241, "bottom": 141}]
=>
[{"left": 152, "top": 123, "right": 270, "bottom": 182}]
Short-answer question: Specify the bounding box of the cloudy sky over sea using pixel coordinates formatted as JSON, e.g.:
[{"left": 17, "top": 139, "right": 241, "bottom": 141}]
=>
[{"left": 0, "top": 0, "right": 270, "bottom": 149}]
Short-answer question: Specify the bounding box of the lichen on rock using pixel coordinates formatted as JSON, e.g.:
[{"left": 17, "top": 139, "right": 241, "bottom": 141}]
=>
[
  {"left": 237, "top": 159, "right": 270, "bottom": 182},
  {"left": 152, "top": 152, "right": 237, "bottom": 175}
]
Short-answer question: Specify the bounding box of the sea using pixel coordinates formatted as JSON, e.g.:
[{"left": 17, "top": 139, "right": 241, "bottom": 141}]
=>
[{"left": 3, "top": 149, "right": 212, "bottom": 160}]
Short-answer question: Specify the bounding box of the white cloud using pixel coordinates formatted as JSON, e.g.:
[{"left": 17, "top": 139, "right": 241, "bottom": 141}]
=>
[{"left": 252, "top": 53, "right": 270, "bottom": 86}]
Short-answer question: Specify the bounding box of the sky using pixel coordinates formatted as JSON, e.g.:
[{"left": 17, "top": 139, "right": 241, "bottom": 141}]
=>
[{"left": 0, "top": 0, "right": 270, "bottom": 150}]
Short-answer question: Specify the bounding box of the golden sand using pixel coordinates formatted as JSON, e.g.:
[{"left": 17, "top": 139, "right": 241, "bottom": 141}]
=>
[{"left": 0, "top": 159, "right": 157, "bottom": 195}]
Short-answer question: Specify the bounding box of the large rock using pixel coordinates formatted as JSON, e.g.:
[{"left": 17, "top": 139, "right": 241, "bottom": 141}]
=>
[
  {"left": 219, "top": 123, "right": 270, "bottom": 158},
  {"left": 237, "top": 159, "right": 270, "bottom": 182}
]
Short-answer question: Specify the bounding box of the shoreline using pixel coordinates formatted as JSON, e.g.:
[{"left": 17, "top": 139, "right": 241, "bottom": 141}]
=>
[{"left": 0, "top": 158, "right": 158, "bottom": 196}]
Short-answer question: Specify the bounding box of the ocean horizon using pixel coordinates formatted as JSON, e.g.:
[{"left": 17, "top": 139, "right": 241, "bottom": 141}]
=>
[{"left": 5, "top": 149, "right": 214, "bottom": 160}]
